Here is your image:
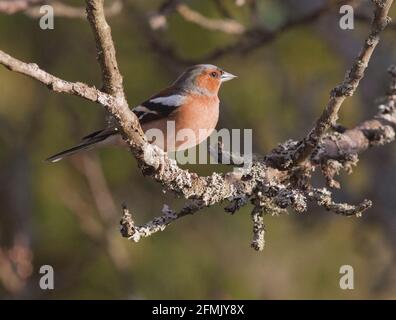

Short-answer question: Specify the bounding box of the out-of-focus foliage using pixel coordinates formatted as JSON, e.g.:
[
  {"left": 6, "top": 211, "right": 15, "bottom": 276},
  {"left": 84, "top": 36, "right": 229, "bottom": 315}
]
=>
[{"left": 0, "top": 0, "right": 395, "bottom": 299}]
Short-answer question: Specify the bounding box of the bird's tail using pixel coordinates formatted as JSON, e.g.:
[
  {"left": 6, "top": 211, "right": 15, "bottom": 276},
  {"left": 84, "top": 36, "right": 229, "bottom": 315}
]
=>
[{"left": 46, "top": 128, "right": 118, "bottom": 163}]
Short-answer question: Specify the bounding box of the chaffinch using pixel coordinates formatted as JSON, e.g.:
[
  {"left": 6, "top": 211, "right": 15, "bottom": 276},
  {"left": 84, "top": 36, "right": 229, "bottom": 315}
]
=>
[{"left": 47, "top": 64, "right": 237, "bottom": 162}]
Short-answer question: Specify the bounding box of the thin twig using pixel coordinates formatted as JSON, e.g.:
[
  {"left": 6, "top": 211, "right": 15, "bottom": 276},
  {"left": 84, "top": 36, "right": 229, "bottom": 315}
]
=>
[
  {"left": 308, "top": 188, "right": 372, "bottom": 217},
  {"left": 26, "top": 0, "right": 123, "bottom": 19},
  {"left": 0, "top": 50, "right": 107, "bottom": 103},
  {"left": 176, "top": 3, "right": 245, "bottom": 34},
  {"left": 85, "top": 0, "right": 125, "bottom": 100},
  {"left": 120, "top": 202, "right": 202, "bottom": 242}
]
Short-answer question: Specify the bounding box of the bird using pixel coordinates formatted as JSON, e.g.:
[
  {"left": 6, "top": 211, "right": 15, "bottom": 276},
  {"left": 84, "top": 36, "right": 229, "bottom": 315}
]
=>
[{"left": 46, "top": 64, "right": 237, "bottom": 162}]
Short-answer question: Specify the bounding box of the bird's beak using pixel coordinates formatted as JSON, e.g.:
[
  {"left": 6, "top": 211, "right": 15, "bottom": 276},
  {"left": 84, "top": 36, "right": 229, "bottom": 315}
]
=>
[{"left": 221, "top": 71, "right": 237, "bottom": 82}]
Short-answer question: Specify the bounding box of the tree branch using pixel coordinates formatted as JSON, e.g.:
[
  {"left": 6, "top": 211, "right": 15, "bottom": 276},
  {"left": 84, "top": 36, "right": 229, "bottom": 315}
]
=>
[
  {"left": 27, "top": 0, "right": 123, "bottom": 19},
  {"left": 175, "top": 3, "right": 245, "bottom": 34},
  {"left": 308, "top": 188, "right": 372, "bottom": 217},
  {"left": 85, "top": 0, "right": 125, "bottom": 100},
  {"left": 0, "top": 50, "right": 107, "bottom": 103},
  {"left": 120, "top": 202, "right": 203, "bottom": 242},
  {"left": 292, "top": 0, "right": 394, "bottom": 165}
]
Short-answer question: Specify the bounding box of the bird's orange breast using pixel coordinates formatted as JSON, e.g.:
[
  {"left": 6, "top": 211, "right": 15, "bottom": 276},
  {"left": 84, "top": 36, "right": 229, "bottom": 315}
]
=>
[
  {"left": 142, "top": 94, "right": 220, "bottom": 152},
  {"left": 172, "top": 94, "right": 219, "bottom": 131}
]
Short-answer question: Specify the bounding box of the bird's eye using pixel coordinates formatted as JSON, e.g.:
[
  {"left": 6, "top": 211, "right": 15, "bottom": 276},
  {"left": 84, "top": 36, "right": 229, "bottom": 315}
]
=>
[{"left": 210, "top": 72, "right": 218, "bottom": 78}]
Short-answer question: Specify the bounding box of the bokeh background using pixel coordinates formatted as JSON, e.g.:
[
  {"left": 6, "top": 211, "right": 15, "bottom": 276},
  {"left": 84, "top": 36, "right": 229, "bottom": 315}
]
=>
[{"left": 0, "top": 0, "right": 396, "bottom": 299}]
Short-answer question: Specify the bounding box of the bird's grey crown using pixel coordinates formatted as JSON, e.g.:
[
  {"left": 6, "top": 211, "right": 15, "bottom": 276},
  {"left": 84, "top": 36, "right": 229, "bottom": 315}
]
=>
[
  {"left": 172, "top": 64, "right": 223, "bottom": 92},
  {"left": 193, "top": 64, "right": 220, "bottom": 71}
]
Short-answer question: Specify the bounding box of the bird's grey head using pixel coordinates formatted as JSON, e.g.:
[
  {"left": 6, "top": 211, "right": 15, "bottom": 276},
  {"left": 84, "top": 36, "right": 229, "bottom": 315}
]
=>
[{"left": 173, "top": 64, "right": 237, "bottom": 95}]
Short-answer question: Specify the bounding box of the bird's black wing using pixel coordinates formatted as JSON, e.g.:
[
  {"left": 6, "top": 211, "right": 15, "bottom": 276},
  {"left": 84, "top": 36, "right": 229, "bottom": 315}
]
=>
[{"left": 132, "top": 87, "right": 187, "bottom": 124}]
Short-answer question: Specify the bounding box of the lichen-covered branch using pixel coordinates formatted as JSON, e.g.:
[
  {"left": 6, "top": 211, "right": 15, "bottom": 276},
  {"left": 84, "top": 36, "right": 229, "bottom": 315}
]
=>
[
  {"left": 120, "top": 202, "right": 203, "bottom": 242},
  {"left": 176, "top": 4, "right": 245, "bottom": 34},
  {"left": 308, "top": 188, "right": 372, "bottom": 217},
  {"left": 0, "top": 50, "right": 110, "bottom": 103},
  {"left": 313, "top": 66, "right": 396, "bottom": 188},
  {"left": 27, "top": 0, "right": 123, "bottom": 19}
]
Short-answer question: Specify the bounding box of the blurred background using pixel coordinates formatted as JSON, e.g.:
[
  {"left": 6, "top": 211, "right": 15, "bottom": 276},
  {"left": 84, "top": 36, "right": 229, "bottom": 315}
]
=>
[{"left": 0, "top": 0, "right": 395, "bottom": 299}]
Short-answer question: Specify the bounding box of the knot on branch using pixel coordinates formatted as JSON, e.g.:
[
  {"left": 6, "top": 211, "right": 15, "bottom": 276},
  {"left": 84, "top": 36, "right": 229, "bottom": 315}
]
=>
[
  {"left": 331, "top": 83, "right": 354, "bottom": 97},
  {"left": 363, "top": 125, "right": 395, "bottom": 146},
  {"left": 120, "top": 203, "right": 180, "bottom": 242}
]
